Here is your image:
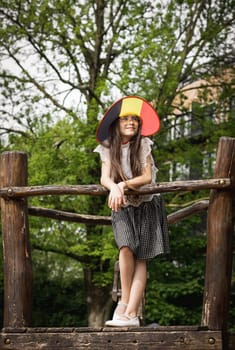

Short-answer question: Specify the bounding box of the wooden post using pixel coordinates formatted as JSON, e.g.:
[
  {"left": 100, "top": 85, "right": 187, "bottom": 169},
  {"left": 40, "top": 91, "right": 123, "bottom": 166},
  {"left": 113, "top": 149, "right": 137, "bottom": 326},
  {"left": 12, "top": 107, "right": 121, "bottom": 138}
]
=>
[
  {"left": 0, "top": 151, "right": 33, "bottom": 327},
  {"left": 202, "top": 137, "right": 235, "bottom": 334}
]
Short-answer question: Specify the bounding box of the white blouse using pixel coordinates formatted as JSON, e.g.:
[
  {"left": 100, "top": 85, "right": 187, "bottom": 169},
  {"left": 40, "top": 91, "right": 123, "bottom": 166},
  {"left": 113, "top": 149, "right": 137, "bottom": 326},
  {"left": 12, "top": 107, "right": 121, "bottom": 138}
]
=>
[{"left": 94, "top": 137, "right": 158, "bottom": 207}]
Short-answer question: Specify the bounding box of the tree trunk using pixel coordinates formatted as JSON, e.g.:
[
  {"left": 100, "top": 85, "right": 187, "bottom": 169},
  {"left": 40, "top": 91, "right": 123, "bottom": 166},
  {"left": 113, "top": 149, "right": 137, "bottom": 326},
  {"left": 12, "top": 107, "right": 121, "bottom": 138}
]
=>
[{"left": 84, "top": 268, "right": 113, "bottom": 327}]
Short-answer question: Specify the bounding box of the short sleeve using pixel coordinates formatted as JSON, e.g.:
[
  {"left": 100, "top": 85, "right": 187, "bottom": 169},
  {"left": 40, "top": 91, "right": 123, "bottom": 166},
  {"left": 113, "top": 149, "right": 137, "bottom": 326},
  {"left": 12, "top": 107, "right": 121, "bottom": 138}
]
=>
[
  {"left": 94, "top": 144, "right": 110, "bottom": 163},
  {"left": 140, "top": 137, "right": 154, "bottom": 167},
  {"left": 140, "top": 137, "right": 158, "bottom": 182}
]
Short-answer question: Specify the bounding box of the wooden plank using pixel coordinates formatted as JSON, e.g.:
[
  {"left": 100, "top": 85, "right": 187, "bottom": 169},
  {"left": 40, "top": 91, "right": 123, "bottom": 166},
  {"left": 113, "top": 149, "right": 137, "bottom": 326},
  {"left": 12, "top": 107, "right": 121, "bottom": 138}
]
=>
[
  {"left": 0, "top": 152, "right": 33, "bottom": 327},
  {"left": 0, "top": 327, "right": 223, "bottom": 350}
]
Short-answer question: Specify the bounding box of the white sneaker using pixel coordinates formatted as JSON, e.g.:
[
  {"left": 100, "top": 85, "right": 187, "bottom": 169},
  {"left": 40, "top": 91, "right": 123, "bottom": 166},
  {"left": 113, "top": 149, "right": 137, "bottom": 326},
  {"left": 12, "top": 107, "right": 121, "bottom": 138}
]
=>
[
  {"left": 112, "top": 302, "right": 128, "bottom": 321},
  {"left": 105, "top": 315, "right": 140, "bottom": 327},
  {"left": 112, "top": 313, "right": 124, "bottom": 321}
]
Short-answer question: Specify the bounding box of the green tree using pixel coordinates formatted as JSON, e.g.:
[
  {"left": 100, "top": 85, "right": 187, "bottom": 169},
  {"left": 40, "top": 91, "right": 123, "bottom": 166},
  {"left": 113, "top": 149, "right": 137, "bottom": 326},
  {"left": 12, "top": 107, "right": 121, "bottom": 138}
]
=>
[{"left": 0, "top": 0, "right": 234, "bottom": 327}]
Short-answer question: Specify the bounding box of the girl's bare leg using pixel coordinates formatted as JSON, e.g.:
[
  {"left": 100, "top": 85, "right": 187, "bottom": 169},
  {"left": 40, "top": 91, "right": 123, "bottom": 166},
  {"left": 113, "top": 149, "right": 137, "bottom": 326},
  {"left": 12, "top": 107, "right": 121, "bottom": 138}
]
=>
[
  {"left": 115, "top": 247, "right": 135, "bottom": 315},
  {"left": 107, "top": 250, "right": 146, "bottom": 326},
  {"left": 125, "top": 259, "right": 147, "bottom": 318}
]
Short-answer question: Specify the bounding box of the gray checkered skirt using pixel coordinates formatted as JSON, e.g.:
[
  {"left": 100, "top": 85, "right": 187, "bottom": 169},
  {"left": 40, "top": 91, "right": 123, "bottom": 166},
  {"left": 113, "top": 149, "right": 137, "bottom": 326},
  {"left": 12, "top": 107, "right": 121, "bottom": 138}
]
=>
[{"left": 111, "top": 195, "right": 170, "bottom": 260}]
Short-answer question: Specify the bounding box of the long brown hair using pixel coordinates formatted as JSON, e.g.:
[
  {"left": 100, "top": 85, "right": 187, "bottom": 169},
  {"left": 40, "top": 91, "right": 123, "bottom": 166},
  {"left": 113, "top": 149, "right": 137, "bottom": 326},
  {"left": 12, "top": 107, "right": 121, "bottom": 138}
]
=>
[{"left": 108, "top": 118, "right": 142, "bottom": 182}]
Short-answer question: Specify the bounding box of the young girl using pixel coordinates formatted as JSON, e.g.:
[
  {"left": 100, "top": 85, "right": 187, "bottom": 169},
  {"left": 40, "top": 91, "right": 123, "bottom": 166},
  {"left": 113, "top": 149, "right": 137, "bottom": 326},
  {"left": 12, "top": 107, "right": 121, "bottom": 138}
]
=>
[{"left": 94, "top": 96, "right": 169, "bottom": 327}]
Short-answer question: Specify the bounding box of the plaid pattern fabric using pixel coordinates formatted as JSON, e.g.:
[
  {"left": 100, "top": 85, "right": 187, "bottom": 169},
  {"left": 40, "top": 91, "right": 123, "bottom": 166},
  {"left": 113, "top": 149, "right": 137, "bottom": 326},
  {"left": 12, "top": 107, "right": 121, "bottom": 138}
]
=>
[{"left": 111, "top": 195, "right": 170, "bottom": 260}]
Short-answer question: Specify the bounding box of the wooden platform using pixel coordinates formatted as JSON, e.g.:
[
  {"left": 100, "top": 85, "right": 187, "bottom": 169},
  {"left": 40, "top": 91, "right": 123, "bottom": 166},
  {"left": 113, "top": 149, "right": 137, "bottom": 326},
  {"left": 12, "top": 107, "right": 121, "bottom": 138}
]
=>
[{"left": 0, "top": 326, "right": 226, "bottom": 350}]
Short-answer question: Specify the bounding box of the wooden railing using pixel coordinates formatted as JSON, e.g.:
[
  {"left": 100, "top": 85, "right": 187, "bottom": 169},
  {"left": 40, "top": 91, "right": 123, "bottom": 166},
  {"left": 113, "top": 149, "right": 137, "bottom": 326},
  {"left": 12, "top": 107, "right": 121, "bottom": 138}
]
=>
[{"left": 0, "top": 136, "right": 234, "bottom": 350}]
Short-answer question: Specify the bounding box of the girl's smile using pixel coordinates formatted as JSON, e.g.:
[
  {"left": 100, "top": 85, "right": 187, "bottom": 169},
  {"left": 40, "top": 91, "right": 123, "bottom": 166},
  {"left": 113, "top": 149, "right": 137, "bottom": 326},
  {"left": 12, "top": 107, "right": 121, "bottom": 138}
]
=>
[{"left": 119, "top": 115, "right": 140, "bottom": 142}]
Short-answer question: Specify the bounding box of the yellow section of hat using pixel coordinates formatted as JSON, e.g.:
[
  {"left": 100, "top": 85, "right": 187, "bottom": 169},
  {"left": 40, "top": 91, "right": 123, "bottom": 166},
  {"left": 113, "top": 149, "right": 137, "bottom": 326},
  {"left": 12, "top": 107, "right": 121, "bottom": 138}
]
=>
[{"left": 119, "top": 98, "right": 142, "bottom": 118}]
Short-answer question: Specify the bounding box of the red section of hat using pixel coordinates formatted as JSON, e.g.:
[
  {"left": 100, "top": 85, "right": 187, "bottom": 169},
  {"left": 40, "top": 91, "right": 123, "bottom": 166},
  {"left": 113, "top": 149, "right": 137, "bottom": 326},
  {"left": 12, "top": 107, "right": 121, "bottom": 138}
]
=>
[{"left": 140, "top": 101, "right": 160, "bottom": 136}]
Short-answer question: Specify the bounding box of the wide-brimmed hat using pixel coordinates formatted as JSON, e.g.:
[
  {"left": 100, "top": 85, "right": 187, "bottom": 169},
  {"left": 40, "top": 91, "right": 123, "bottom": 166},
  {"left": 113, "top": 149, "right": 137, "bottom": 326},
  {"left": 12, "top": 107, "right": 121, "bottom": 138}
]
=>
[{"left": 96, "top": 96, "right": 160, "bottom": 143}]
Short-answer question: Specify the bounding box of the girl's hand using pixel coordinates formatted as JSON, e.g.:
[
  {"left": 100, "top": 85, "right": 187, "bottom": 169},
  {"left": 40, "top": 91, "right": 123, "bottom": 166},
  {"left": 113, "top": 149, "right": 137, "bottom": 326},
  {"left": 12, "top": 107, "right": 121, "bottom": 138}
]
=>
[
  {"left": 108, "top": 182, "right": 126, "bottom": 211},
  {"left": 117, "top": 181, "right": 126, "bottom": 196}
]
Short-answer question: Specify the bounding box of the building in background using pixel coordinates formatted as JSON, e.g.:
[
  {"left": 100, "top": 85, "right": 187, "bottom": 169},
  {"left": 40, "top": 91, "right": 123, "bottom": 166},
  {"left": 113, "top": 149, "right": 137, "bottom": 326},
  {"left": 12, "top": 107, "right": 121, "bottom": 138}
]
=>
[{"left": 165, "top": 67, "right": 235, "bottom": 181}]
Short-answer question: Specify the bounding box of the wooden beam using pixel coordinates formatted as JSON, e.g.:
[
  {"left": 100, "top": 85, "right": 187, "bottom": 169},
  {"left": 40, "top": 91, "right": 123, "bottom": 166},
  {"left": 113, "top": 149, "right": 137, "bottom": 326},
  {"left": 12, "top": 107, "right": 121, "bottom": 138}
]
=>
[
  {"left": 28, "top": 206, "right": 111, "bottom": 225},
  {"left": 0, "top": 152, "right": 33, "bottom": 327},
  {"left": 167, "top": 200, "right": 209, "bottom": 224},
  {"left": 201, "top": 137, "right": 235, "bottom": 338},
  {"left": 0, "top": 327, "right": 224, "bottom": 350},
  {"left": 26, "top": 199, "right": 209, "bottom": 226},
  {"left": 0, "top": 178, "right": 231, "bottom": 198}
]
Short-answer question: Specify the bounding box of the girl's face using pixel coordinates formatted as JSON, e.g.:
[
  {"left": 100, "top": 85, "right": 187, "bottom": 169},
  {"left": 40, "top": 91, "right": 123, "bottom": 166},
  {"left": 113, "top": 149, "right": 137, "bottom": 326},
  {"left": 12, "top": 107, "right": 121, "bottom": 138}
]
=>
[{"left": 119, "top": 115, "right": 140, "bottom": 143}]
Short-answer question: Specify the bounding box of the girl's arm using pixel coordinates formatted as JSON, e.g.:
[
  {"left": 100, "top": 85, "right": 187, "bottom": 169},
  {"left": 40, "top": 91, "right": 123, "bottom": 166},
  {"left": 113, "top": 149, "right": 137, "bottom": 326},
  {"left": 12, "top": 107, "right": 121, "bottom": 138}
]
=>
[
  {"left": 100, "top": 160, "right": 126, "bottom": 211},
  {"left": 100, "top": 155, "right": 152, "bottom": 210},
  {"left": 124, "top": 155, "right": 152, "bottom": 189}
]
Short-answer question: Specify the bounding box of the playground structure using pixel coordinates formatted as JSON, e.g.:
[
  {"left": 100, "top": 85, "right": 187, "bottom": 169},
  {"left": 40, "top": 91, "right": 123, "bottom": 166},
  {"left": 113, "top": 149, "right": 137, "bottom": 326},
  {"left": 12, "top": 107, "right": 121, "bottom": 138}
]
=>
[{"left": 0, "top": 136, "right": 234, "bottom": 349}]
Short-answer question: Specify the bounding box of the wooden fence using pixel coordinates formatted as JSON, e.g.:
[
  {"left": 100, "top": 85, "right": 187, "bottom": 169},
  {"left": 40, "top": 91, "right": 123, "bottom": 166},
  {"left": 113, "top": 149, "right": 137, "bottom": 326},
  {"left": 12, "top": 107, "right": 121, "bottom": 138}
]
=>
[{"left": 0, "top": 136, "right": 234, "bottom": 350}]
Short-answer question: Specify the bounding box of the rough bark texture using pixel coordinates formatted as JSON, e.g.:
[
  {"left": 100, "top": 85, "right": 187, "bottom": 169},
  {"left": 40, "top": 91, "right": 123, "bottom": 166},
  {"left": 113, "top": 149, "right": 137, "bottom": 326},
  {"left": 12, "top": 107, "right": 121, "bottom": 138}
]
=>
[
  {"left": 201, "top": 137, "right": 235, "bottom": 346},
  {"left": 0, "top": 178, "right": 231, "bottom": 198},
  {"left": 0, "top": 151, "right": 33, "bottom": 327}
]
